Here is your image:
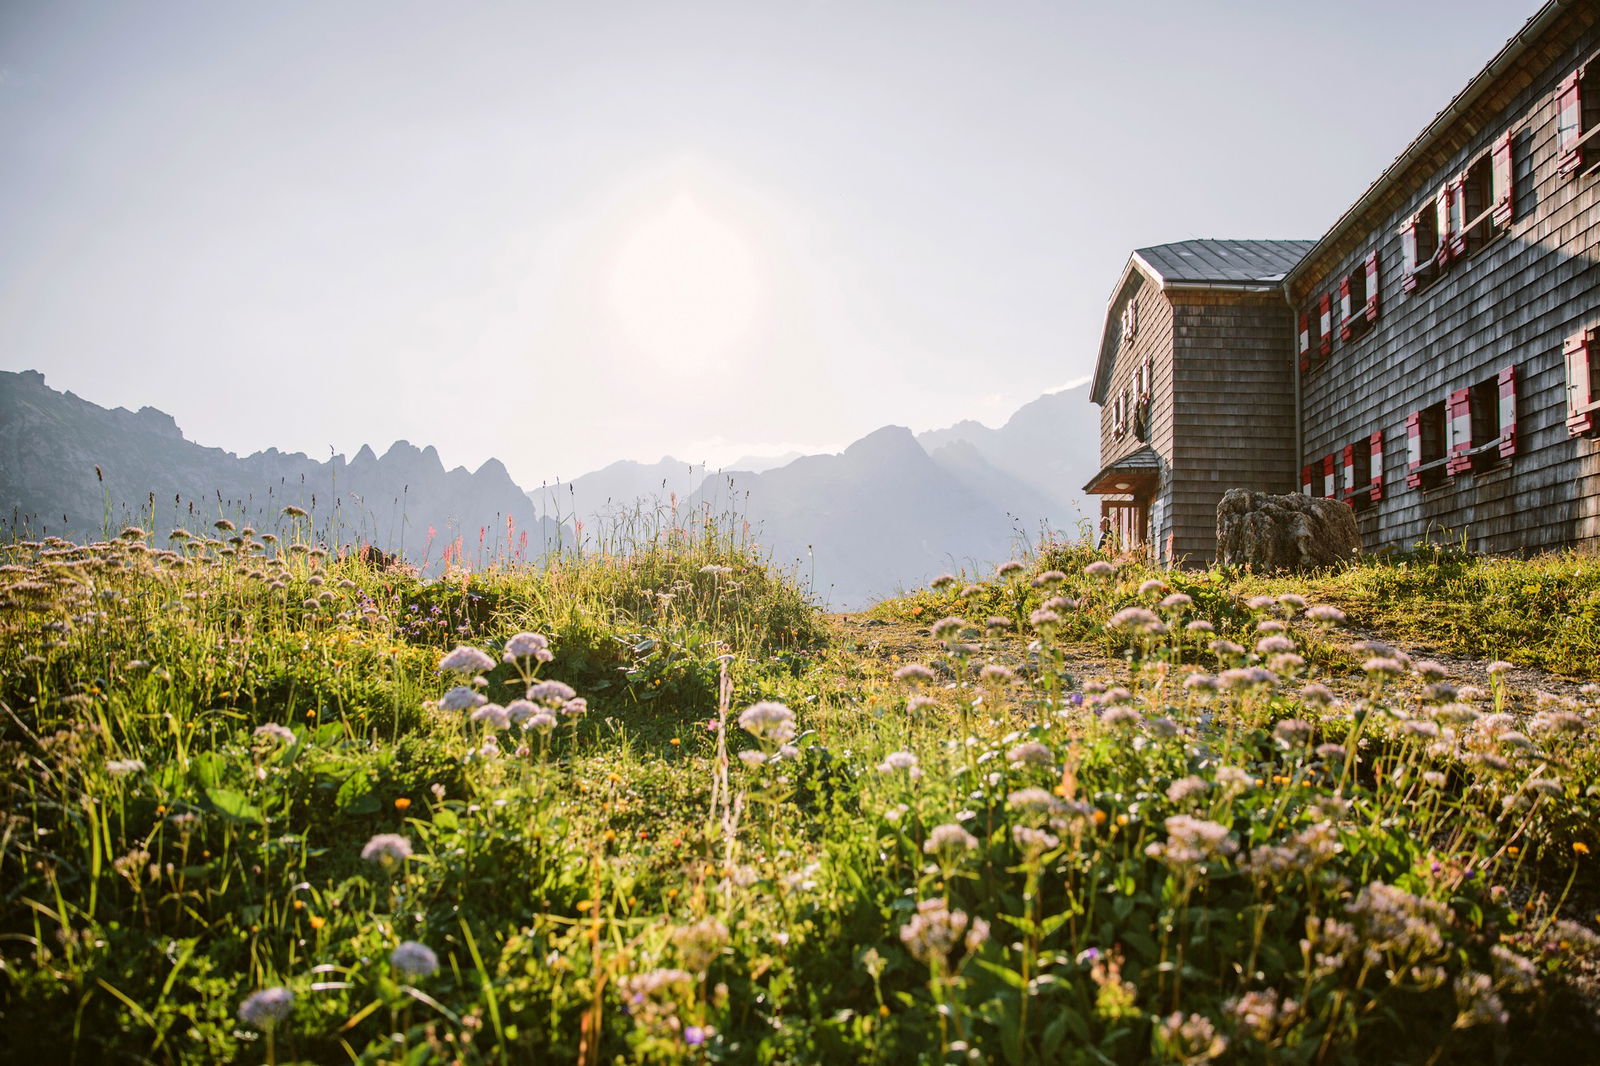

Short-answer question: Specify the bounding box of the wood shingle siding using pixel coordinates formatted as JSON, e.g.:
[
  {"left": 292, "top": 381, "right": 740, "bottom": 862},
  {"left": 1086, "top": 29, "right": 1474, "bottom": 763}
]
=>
[
  {"left": 1086, "top": 3, "right": 1600, "bottom": 568},
  {"left": 1169, "top": 293, "right": 1298, "bottom": 562},
  {"left": 1292, "top": 2, "right": 1600, "bottom": 558}
]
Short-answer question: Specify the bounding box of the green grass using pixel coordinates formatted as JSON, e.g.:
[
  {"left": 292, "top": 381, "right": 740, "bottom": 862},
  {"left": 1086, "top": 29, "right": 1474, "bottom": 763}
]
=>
[
  {"left": 1227, "top": 543, "right": 1600, "bottom": 678},
  {"left": 2, "top": 528, "right": 1600, "bottom": 1064}
]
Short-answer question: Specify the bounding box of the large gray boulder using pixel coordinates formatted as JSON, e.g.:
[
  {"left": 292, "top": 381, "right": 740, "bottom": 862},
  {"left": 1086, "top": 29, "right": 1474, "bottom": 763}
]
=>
[{"left": 1215, "top": 489, "right": 1359, "bottom": 571}]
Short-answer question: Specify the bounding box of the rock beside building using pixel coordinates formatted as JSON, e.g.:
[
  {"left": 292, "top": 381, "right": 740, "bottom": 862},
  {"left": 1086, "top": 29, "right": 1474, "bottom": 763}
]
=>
[{"left": 1215, "top": 489, "right": 1360, "bottom": 571}]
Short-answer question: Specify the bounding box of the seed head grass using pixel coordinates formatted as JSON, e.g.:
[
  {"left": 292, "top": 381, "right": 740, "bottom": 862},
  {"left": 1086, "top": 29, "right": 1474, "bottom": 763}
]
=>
[{"left": 1, "top": 525, "right": 1599, "bottom": 1062}]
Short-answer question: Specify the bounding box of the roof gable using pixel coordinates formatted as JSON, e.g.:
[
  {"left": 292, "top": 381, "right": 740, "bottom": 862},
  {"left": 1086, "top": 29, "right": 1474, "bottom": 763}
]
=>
[{"left": 1089, "top": 239, "right": 1314, "bottom": 404}]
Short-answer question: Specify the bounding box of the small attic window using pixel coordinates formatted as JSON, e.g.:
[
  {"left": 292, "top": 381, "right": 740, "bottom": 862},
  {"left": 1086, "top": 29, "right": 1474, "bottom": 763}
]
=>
[{"left": 1120, "top": 298, "right": 1139, "bottom": 345}]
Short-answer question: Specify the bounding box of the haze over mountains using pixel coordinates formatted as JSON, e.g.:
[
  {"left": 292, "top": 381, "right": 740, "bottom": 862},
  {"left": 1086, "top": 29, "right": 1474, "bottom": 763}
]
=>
[
  {"left": 2, "top": 369, "right": 1100, "bottom": 605},
  {"left": 0, "top": 370, "right": 563, "bottom": 568},
  {"left": 531, "top": 386, "right": 1100, "bottom": 604}
]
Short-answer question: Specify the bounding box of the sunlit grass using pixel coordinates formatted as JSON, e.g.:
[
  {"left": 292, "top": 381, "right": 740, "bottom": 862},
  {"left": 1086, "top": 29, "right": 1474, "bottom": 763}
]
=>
[{"left": 2, "top": 525, "right": 1598, "bottom": 1063}]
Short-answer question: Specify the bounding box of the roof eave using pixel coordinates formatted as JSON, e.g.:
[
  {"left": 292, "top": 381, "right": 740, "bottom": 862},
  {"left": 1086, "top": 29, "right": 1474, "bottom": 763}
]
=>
[
  {"left": 1285, "top": 0, "right": 1568, "bottom": 290},
  {"left": 1162, "top": 281, "right": 1285, "bottom": 293}
]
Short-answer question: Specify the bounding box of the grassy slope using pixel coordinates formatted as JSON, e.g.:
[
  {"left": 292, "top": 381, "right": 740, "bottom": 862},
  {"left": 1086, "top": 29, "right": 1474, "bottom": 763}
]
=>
[{"left": 3, "top": 531, "right": 1600, "bottom": 1064}]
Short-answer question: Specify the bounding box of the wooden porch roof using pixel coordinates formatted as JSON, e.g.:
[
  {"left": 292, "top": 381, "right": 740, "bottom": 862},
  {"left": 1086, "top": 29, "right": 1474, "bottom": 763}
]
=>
[{"left": 1083, "top": 446, "right": 1161, "bottom": 495}]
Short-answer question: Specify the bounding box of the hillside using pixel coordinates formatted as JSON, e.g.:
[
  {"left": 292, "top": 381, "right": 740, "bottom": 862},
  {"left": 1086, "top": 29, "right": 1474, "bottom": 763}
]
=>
[
  {"left": 0, "top": 369, "right": 562, "bottom": 566},
  {"left": 2, "top": 533, "right": 1598, "bottom": 1063},
  {"left": 691, "top": 425, "right": 1032, "bottom": 606},
  {"left": 916, "top": 383, "right": 1101, "bottom": 536}
]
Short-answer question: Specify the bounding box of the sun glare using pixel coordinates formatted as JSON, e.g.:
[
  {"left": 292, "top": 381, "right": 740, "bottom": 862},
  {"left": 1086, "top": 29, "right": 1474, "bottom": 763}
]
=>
[{"left": 609, "top": 195, "right": 766, "bottom": 373}]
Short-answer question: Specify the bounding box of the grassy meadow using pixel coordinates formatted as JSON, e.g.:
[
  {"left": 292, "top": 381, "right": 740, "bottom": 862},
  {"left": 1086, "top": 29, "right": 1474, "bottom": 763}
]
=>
[{"left": 3, "top": 516, "right": 1600, "bottom": 1064}]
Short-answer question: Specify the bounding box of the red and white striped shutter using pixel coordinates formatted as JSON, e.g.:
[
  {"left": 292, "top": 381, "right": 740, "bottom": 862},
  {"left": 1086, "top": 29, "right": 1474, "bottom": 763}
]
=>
[
  {"left": 1492, "top": 131, "right": 1514, "bottom": 227},
  {"left": 1369, "top": 431, "right": 1384, "bottom": 500},
  {"left": 1363, "top": 250, "right": 1380, "bottom": 322},
  {"left": 1436, "top": 184, "right": 1455, "bottom": 265},
  {"left": 1323, "top": 454, "right": 1336, "bottom": 498},
  {"left": 1497, "top": 365, "right": 1517, "bottom": 458},
  {"left": 1338, "top": 275, "right": 1354, "bottom": 340},
  {"left": 1341, "top": 444, "right": 1356, "bottom": 498},
  {"left": 1448, "top": 177, "right": 1469, "bottom": 258},
  {"left": 1318, "top": 293, "right": 1333, "bottom": 356},
  {"left": 1406, "top": 412, "right": 1424, "bottom": 487},
  {"left": 1301, "top": 464, "right": 1314, "bottom": 497},
  {"left": 1566, "top": 330, "right": 1594, "bottom": 436},
  {"left": 1400, "top": 219, "right": 1420, "bottom": 292},
  {"left": 1447, "top": 388, "right": 1472, "bottom": 474},
  {"left": 1298, "top": 312, "right": 1311, "bottom": 370},
  {"left": 1558, "top": 70, "right": 1584, "bottom": 176}
]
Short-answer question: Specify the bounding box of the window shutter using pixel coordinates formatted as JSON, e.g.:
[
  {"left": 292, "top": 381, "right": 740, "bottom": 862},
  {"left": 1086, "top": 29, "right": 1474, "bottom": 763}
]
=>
[
  {"left": 1400, "top": 218, "right": 1420, "bottom": 293},
  {"left": 1338, "top": 276, "right": 1354, "bottom": 341},
  {"left": 1322, "top": 454, "right": 1336, "bottom": 498},
  {"left": 1447, "top": 177, "right": 1468, "bottom": 259},
  {"left": 1363, "top": 250, "right": 1380, "bottom": 322},
  {"left": 1491, "top": 131, "right": 1515, "bottom": 227},
  {"left": 1446, "top": 388, "right": 1473, "bottom": 474},
  {"left": 1141, "top": 352, "right": 1153, "bottom": 399},
  {"left": 1301, "top": 464, "right": 1313, "bottom": 497},
  {"left": 1130, "top": 298, "right": 1139, "bottom": 338},
  {"left": 1435, "top": 185, "right": 1455, "bottom": 266},
  {"left": 1318, "top": 293, "right": 1333, "bottom": 357},
  {"left": 1298, "top": 312, "right": 1312, "bottom": 371},
  {"left": 1406, "top": 412, "right": 1424, "bottom": 488},
  {"left": 1498, "top": 365, "right": 1518, "bottom": 458},
  {"left": 1558, "top": 69, "right": 1584, "bottom": 176},
  {"left": 1566, "top": 330, "right": 1595, "bottom": 436},
  {"left": 1369, "top": 431, "right": 1384, "bottom": 501},
  {"left": 1341, "top": 444, "right": 1356, "bottom": 498}
]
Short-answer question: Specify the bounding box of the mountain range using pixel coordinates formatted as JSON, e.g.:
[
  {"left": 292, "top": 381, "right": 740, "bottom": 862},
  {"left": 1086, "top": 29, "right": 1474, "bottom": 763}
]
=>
[
  {"left": 0, "top": 369, "right": 1101, "bottom": 604},
  {"left": 525, "top": 386, "right": 1101, "bottom": 604},
  {"left": 0, "top": 369, "right": 562, "bottom": 568}
]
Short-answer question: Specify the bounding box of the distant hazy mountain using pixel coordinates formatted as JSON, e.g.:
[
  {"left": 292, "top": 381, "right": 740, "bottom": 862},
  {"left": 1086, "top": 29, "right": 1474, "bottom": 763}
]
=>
[
  {"left": 917, "top": 384, "right": 1099, "bottom": 538},
  {"left": 527, "top": 457, "right": 709, "bottom": 538},
  {"left": 0, "top": 370, "right": 561, "bottom": 566},
  {"left": 690, "top": 425, "right": 1041, "bottom": 607},
  {"left": 727, "top": 451, "right": 802, "bottom": 474},
  {"left": 526, "top": 452, "right": 804, "bottom": 542},
  {"left": 2, "top": 368, "right": 1103, "bottom": 605}
]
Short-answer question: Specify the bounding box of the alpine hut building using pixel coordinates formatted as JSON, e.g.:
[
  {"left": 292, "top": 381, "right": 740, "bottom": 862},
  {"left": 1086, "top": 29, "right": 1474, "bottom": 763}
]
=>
[{"left": 1086, "top": 0, "right": 1600, "bottom": 565}]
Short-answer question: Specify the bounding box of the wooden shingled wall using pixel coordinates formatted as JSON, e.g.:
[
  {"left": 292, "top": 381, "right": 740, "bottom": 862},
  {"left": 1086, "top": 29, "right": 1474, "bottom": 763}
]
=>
[
  {"left": 1099, "top": 271, "right": 1176, "bottom": 554},
  {"left": 1292, "top": 4, "right": 1600, "bottom": 556},
  {"left": 1169, "top": 291, "right": 1298, "bottom": 562}
]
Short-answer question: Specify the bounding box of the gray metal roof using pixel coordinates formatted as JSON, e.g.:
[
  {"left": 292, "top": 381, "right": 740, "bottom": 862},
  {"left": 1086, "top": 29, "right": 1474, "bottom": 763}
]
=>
[{"left": 1133, "top": 239, "right": 1316, "bottom": 286}]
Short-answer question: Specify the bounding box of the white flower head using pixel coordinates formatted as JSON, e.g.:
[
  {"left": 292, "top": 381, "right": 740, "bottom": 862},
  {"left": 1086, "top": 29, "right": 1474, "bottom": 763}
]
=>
[
  {"left": 737, "top": 701, "right": 796, "bottom": 743},
  {"left": 238, "top": 986, "right": 294, "bottom": 1029},
  {"left": 503, "top": 632, "right": 553, "bottom": 664},
  {"left": 527, "top": 679, "right": 578, "bottom": 708},
  {"left": 470, "top": 703, "right": 510, "bottom": 730},
  {"left": 438, "top": 685, "right": 487, "bottom": 712},
  {"left": 390, "top": 940, "right": 440, "bottom": 979},
  {"left": 439, "top": 645, "right": 495, "bottom": 674},
  {"left": 253, "top": 722, "right": 295, "bottom": 744},
  {"left": 361, "top": 833, "right": 413, "bottom": 866}
]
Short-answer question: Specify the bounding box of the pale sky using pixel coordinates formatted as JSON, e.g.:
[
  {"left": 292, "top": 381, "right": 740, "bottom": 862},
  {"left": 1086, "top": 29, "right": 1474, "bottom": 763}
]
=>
[{"left": 0, "top": 0, "right": 1543, "bottom": 487}]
